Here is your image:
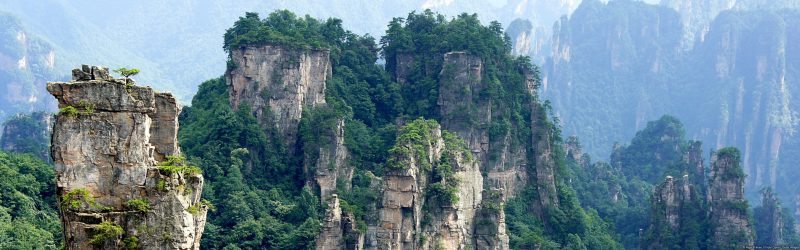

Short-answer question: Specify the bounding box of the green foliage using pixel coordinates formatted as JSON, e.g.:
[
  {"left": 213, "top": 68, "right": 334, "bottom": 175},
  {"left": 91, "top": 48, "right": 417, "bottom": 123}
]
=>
[
  {"left": 156, "top": 180, "right": 167, "bottom": 192},
  {"left": 90, "top": 221, "right": 123, "bottom": 246},
  {"left": 62, "top": 188, "right": 103, "bottom": 211},
  {"left": 58, "top": 101, "right": 96, "bottom": 117},
  {"left": 715, "top": 147, "right": 746, "bottom": 180},
  {"left": 77, "top": 100, "right": 95, "bottom": 115},
  {"left": 0, "top": 150, "right": 60, "bottom": 248},
  {"left": 223, "top": 11, "right": 337, "bottom": 52},
  {"left": 612, "top": 115, "right": 688, "bottom": 183},
  {"left": 157, "top": 155, "right": 202, "bottom": 176},
  {"left": 113, "top": 67, "right": 140, "bottom": 78},
  {"left": 123, "top": 236, "right": 139, "bottom": 250},
  {"left": 186, "top": 203, "right": 203, "bottom": 216},
  {"left": 386, "top": 118, "right": 438, "bottom": 170},
  {"left": 0, "top": 112, "right": 52, "bottom": 161},
  {"left": 380, "top": 10, "right": 535, "bottom": 121},
  {"left": 58, "top": 106, "right": 79, "bottom": 117},
  {"left": 125, "top": 199, "right": 150, "bottom": 212}
]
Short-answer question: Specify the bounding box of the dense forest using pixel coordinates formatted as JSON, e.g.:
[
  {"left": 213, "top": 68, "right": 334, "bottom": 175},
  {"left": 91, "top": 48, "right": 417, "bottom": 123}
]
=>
[{"left": 0, "top": 3, "right": 797, "bottom": 249}]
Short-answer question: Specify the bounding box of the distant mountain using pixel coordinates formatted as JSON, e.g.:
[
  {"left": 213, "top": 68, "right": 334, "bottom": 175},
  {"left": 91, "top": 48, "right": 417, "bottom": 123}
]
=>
[
  {"left": 0, "top": 12, "right": 59, "bottom": 121},
  {"left": 537, "top": 0, "right": 800, "bottom": 205}
]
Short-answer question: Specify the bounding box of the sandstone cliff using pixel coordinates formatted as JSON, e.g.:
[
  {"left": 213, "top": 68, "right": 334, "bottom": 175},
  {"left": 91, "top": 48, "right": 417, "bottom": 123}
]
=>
[
  {"left": 437, "top": 51, "right": 529, "bottom": 200},
  {"left": 708, "top": 148, "right": 753, "bottom": 249},
  {"left": 645, "top": 175, "right": 704, "bottom": 249},
  {"left": 311, "top": 118, "right": 361, "bottom": 250},
  {"left": 49, "top": 66, "right": 207, "bottom": 249},
  {"left": 226, "top": 45, "right": 331, "bottom": 153},
  {"left": 371, "top": 119, "right": 484, "bottom": 250}
]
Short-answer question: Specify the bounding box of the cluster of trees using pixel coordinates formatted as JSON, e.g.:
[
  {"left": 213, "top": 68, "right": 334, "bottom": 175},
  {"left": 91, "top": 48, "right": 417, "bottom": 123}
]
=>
[
  {"left": 182, "top": 9, "right": 621, "bottom": 249},
  {"left": 0, "top": 150, "right": 60, "bottom": 249},
  {"left": 4, "top": 6, "right": 797, "bottom": 250}
]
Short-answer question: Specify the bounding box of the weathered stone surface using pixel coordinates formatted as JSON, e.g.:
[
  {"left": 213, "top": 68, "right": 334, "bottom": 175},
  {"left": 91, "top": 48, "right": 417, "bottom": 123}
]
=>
[
  {"left": 316, "top": 195, "right": 364, "bottom": 250},
  {"left": 49, "top": 66, "right": 207, "bottom": 250},
  {"left": 708, "top": 149, "right": 754, "bottom": 249},
  {"left": 370, "top": 122, "right": 483, "bottom": 250},
  {"left": 437, "top": 51, "right": 529, "bottom": 199},
  {"left": 307, "top": 118, "right": 352, "bottom": 201},
  {"left": 474, "top": 189, "right": 509, "bottom": 250},
  {"left": 226, "top": 45, "right": 330, "bottom": 153},
  {"left": 72, "top": 64, "right": 112, "bottom": 81},
  {"left": 150, "top": 93, "right": 181, "bottom": 162},
  {"left": 47, "top": 80, "right": 155, "bottom": 113}
]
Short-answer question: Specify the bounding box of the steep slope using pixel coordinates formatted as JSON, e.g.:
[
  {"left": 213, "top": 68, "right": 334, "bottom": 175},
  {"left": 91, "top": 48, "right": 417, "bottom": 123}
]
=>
[
  {"left": 537, "top": 0, "right": 800, "bottom": 206},
  {"left": 542, "top": 0, "right": 683, "bottom": 158},
  {"left": 49, "top": 66, "right": 207, "bottom": 249},
  {"left": 0, "top": 13, "right": 59, "bottom": 121},
  {"left": 226, "top": 44, "right": 331, "bottom": 153},
  {"left": 707, "top": 148, "right": 754, "bottom": 248},
  {"left": 178, "top": 10, "right": 621, "bottom": 249}
]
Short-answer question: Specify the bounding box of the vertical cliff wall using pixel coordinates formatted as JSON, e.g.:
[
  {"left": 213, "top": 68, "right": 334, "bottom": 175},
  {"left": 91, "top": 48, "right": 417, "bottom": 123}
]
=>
[
  {"left": 371, "top": 119, "right": 484, "bottom": 250},
  {"left": 0, "top": 13, "right": 58, "bottom": 121},
  {"left": 645, "top": 175, "right": 705, "bottom": 249},
  {"left": 49, "top": 66, "right": 207, "bottom": 249},
  {"left": 437, "top": 51, "right": 530, "bottom": 200},
  {"left": 708, "top": 148, "right": 753, "bottom": 248},
  {"left": 226, "top": 45, "right": 331, "bottom": 153}
]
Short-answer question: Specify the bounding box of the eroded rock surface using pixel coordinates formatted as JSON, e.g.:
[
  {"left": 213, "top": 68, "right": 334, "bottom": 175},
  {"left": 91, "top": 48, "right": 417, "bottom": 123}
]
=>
[
  {"left": 708, "top": 148, "right": 753, "bottom": 249},
  {"left": 371, "top": 120, "right": 483, "bottom": 250},
  {"left": 226, "top": 45, "right": 330, "bottom": 153},
  {"left": 49, "top": 65, "right": 207, "bottom": 250}
]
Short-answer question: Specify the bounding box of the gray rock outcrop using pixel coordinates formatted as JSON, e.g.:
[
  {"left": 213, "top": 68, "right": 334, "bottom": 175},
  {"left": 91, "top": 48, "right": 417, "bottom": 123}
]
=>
[
  {"left": 372, "top": 120, "right": 483, "bottom": 250},
  {"left": 49, "top": 65, "right": 207, "bottom": 249},
  {"left": 708, "top": 148, "right": 753, "bottom": 249},
  {"left": 226, "top": 45, "right": 331, "bottom": 153}
]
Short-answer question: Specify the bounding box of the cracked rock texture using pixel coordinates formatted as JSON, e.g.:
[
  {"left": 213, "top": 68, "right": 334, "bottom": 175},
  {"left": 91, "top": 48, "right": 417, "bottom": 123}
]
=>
[
  {"left": 370, "top": 122, "right": 484, "bottom": 250},
  {"left": 708, "top": 148, "right": 753, "bottom": 249},
  {"left": 49, "top": 65, "right": 207, "bottom": 250},
  {"left": 226, "top": 45, "right": 330, "bottom": 154}
]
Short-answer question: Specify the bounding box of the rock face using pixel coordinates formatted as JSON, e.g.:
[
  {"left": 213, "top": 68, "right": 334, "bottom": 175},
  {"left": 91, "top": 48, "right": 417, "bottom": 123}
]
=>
[
  {"left": 660, "top": 0, "right": 737, "bottom": 48},
  {"left": 311, "top": 119, "right": 362, "bottom": 250},
  {"left": 49, "top": 66, "right": 207, "bottom": 250},
  {"left": 708, "top": 148, "right": 753, "bottom": 249},
  {"left": 371, "top": 120, "right": 483, "bottom": 250},
  {"left": 317, "top": 195, "right": 364, "bottom": 250},
  {"left": 0, "top": 111, "right": 53, "bottom": 161},
  {"left": 0, "top": 13, "right": 58, "bottom": 122},
  {"left": 437, "top": 51, "right": 529, "bottom": 199},
  {"left": 645, "top": 175, "right": 704, "bottom": 249},
  {"left": 226, "top": 45, "right": 331, "bottom": 153},
  {"left": 306, "top": 118, "right": 353, "bottom": 201}
]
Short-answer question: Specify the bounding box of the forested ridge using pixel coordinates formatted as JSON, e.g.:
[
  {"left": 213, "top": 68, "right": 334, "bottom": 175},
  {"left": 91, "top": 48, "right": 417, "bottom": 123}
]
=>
[{"left": 0, "top": 6, "right": 793, "bottom": 250}]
